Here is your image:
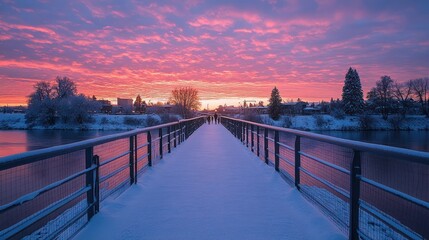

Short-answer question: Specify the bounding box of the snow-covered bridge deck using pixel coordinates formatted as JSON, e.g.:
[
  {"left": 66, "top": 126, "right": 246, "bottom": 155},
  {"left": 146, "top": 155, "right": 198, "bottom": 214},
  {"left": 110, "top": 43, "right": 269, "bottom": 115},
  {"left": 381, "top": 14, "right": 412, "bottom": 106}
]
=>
[{"left": 74, "top": 124, "right": 344, "bottom": 240}]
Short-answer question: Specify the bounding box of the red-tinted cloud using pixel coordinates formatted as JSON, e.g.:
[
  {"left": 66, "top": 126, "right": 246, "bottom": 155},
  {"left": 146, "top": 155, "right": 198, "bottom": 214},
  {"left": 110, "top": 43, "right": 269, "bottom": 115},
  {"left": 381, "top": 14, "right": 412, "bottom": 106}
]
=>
[{"left": 0, "top": 0, "right": 428, "bottom": 107}]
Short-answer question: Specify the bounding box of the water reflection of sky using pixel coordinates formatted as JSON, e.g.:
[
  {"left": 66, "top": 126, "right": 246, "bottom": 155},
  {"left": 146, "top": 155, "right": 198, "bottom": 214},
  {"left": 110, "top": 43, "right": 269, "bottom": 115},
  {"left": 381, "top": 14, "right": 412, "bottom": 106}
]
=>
[
  {"left": 315, "top": 131, "right": 429, "bottom": 152},
  {"left": 0, "top": 130, "right": 122, "bottom": 157}
]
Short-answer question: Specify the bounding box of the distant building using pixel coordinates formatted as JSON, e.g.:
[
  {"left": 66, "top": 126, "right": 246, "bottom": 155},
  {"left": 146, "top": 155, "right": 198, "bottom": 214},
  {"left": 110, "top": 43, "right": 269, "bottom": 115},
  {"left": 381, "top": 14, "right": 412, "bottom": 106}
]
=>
[
  {"left": 146, "top": 104, "right": 173, "bottom": 114},
  {"left": 246, "top": 106, "right": 267, "bottom": 114},
  {"left": 117, "top": 98, "right": 133, "bottom": 114},
  {"left": 97, "top": 100, "right": 112, "bottom": 114},
  {"left": 303, "top": 107, "right": 321, "bottom": 115},
  {"left": 281, "top": 102, "right": 307, "bottom": 115},
  {"left": 220, "top": 106, "right": 241, "bottom": 115}
]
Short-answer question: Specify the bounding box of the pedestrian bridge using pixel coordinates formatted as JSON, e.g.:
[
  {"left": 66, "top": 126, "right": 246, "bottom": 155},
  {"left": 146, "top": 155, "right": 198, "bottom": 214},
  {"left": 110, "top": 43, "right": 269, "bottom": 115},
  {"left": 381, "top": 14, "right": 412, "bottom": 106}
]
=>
[
  {"left": 0, "top": 117, "right": 428, "bottom": 240},
  {"left": 74, "top": 124, "right": 343, "bottom": 240}
]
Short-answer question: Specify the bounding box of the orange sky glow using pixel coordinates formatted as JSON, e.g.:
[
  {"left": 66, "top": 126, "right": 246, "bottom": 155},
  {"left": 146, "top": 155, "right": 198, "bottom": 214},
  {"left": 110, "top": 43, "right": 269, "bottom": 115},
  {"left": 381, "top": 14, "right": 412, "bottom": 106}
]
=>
[{"left": 0, "top": 1, "right": 428, "bottom": 109}]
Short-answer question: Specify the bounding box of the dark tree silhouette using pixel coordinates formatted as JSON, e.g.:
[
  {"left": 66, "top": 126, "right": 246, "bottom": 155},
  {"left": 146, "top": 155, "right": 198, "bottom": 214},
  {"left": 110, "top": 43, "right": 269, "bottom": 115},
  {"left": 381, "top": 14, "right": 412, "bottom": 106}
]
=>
[
  {"left": 170, "top": 87, "right": 201, "bottom": 118},
  {"left": 268, "top": 86, "right": 282, "bottom": 120},
  {"left": 410, "top": 77, "right": 429, "bottom": 116},
  {"left": 134, "top": 94, "right": 143, "bottom": 113},
  {"left": 342, "top": 67, "right": 364, "bottom": 115}
]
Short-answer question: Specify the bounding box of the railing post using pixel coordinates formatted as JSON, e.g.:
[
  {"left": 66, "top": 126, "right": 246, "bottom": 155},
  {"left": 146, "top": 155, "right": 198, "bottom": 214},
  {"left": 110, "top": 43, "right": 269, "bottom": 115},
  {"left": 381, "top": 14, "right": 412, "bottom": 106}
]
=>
[
  {"left": 159, "top": 128, "right": 163, "bottom": 159},
  {"left": 93, "top": 155, "right": 100, "bottom": 214},
  {"left": 134, "top": 135, "right": 138, "bottom": 183},
  {"left": 246, "top": 123, "right": 249, "bottom": 147},
  {"left": 178, "top": 123, "right": 182, "bottom": 145},
  {"left": 147, "top": 131, "right": 152, "bottom": 167},
  {"left": 349, "top": 150, "right": 361, "bottom": 240},
  {"left": 256, "top": 126, "right": 260, "bottom": 157},
  {"left": 274, "top": 130, "right": 279, "bottom": 171},
  {"left": 241, "top": 122, "right": 244, "bottom": 143},
  {"left": 251, "top": 124, "right": 254, "bottom": 152},
  {"left": 174, "top": 124, "right": 177, "bottom": 148},
  {"left": 294, "top": 136, "right": 301, "bottom": 190},
  {"left": 264, "top": 128, "right": 268, "bottom": 164},
  {"left": 168, "top": 126, "right": 171, "bottom": 153},
  {"left": 129, "top": 136, "right": 135, "bottom": 184},
  {"left": 86, "top": 147, "right": 97, "bottom": 220}
]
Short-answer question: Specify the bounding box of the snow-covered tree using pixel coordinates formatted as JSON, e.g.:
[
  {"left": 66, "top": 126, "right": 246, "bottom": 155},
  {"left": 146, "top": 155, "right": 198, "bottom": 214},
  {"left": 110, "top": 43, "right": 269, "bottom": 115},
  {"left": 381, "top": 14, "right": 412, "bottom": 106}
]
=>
[
  {"left": 26, "top": 81, "right": 56, "bottom": 126},
  {"left": 342, "top": 67, "right": 364, "bottom": 115},
  {"left": 54, "top": 76, "right": 77, "bottom": 99},
  {"left": 268, "top": 87, "right": 282, "bottom": 120},
  {"left": 26, "top": 77, "right": 98, "bottom": 126}
]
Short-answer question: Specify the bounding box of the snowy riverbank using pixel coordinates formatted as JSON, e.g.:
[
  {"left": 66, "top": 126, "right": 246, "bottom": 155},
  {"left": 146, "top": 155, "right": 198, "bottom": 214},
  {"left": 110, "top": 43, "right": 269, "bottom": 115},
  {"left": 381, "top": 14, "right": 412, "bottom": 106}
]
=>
[
  {"left": 1, "top": 113, "right": 428, "bottom": 131},
  {"left": 0, "top": 113, "right": 180, "bottom": 130},
  {"left": 253, "top": 114, "right": 429, "bottom": 131}
]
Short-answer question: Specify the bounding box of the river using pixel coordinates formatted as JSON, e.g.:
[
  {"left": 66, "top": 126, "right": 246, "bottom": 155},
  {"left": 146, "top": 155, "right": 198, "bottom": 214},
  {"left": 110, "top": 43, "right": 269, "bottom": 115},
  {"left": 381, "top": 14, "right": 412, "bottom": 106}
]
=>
[
  {"left": 0, "top": 130, "right": 123, "bottom": 157},
  {"left": 314, "top": 130, "right": 429, "bottom": 152},
  {"left": 0, "top": 128, "right": 428, "bottom": 237},
  {"left": 0, "top": 129, "right": 428, "bottom": 158}
]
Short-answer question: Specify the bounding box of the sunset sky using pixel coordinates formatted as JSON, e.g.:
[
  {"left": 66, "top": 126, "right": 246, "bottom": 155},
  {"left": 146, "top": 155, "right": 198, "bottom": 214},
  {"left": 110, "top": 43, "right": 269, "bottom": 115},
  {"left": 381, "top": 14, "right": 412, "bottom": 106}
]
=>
[{"left": 0, "top": 0, "right": 428, "bottom": 108}]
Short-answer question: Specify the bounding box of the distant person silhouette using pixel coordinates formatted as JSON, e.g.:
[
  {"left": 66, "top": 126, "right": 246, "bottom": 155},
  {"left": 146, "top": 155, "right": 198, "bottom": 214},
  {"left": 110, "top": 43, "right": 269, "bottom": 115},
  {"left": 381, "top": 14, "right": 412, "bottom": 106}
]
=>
[
  {"left": 207, "top": 115, "right": 211, "bottom": 124},
  {"left": 214, "top": 113, "right": 218, "bottom": 124}
]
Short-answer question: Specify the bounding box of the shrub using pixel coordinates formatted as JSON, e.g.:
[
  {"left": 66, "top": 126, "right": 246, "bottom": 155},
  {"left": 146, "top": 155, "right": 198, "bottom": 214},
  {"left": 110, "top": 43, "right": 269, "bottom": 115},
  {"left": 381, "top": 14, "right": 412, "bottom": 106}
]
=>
[
  {"left": 359, "top": 114, "right": 374, "bottom": 130},
  {"left": 388, "top": 115, "right": 404, "bottom": 130},
  {"left": 100, "top": 117, "right": 109, "bottom": 125},
  {"left": 282, "top": 116, "right": 292, "bottom": 128},
  {"left": 314, "top": 115, "right": 327, "bottom": 128},
  {"left": 160, "top": 114, "right": 180, "bottom": 123},
  {"left": 146, "top": 115, "right": 161, "bottom": 127},
  {"left": 330, "top": 108, "right": 345, "bottom": 119},
  {"left": 243, "top": 113, "right": 263, "bottom": 123},
  {"left": 123, "top": 116, "right": 142, "bottom": 126}
]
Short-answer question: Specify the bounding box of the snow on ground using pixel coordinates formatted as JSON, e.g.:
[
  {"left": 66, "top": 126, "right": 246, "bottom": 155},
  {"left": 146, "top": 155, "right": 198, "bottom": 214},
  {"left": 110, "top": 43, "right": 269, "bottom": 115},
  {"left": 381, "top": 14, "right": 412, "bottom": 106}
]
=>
[
  {"left": 258, "top": 114, "right": 429, "bottom": 131},
  {"left": 1, "top": 113, "right": 428, "bottom": 131},
  {"left": 0, "top": 113, "right": 27, "bottom": 129},
  {"left": 74, "top": 124, "right": 345, "bottom": 240},
  {"left": 0, "top": 113, "right": 177, "bottom": 130}
]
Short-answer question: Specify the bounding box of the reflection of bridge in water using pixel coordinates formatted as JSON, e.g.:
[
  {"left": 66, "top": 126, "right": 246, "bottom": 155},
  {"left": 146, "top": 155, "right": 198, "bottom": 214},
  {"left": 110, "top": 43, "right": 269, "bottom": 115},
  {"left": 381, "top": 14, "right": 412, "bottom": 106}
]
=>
[{"left": 0, "top": 117, "right": 428, "bottom": 240}]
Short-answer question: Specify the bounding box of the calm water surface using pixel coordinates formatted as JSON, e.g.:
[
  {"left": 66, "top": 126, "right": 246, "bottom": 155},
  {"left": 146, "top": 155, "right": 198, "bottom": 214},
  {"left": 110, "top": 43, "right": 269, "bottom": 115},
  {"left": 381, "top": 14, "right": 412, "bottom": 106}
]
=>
[
  {"left": 0, "top": 130, "right": 123, "bottom": 157},
  {"left": 314, "top": 130, "right": 429, "bottom": 152}
]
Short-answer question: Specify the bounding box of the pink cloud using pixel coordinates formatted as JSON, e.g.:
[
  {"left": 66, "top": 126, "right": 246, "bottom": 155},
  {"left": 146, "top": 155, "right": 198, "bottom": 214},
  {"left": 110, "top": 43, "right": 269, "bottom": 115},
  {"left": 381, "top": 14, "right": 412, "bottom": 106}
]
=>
[{"left": 189, "top": 17, "right": 234, "bottom": 31}]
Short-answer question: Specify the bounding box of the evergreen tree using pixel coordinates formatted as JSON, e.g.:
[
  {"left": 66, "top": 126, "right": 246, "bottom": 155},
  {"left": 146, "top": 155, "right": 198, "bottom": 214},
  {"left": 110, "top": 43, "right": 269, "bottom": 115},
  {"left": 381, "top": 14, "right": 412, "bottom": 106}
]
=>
[
  {"left": 342, "top": 67, "right": 364, "bottom": 114},
  {"left": 268, "top": 87, "right": 282, "bottom": 120},
  {"left": 134, "top": 94, "right": 142, "bottom": 113}
]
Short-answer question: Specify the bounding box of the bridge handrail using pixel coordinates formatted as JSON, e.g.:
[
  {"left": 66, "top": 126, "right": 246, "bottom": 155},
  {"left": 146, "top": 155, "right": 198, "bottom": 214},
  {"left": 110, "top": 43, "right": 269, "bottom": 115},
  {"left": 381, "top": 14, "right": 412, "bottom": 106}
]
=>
[
  {"left": 0, "top": 116, "right": 202, "bottom": 170},
  {"left": 0, "top": 116, "right": 205, "bottom": 239},
  {"left": 220, "top": 116, "right": 429, "bottom": 240},
  {"left": 221, "top": 116, "right": 429, "bottom": 164}
]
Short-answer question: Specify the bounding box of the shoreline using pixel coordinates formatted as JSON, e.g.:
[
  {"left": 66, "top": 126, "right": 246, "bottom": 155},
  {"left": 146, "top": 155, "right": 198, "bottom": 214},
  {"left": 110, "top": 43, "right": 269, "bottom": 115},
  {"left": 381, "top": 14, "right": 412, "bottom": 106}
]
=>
[{"left": 1, "top": 113, "right": 428, "bottom": 131}]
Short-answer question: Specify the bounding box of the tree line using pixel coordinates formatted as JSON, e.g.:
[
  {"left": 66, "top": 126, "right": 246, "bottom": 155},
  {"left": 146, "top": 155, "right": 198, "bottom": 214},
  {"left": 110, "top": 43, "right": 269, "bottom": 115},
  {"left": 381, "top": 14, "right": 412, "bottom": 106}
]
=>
[
  {"left": 267, "top": 67, "right": 429, "bottom": 120},
  {"left": 25, "top": 77, "right": 202, "bottom": 126}
]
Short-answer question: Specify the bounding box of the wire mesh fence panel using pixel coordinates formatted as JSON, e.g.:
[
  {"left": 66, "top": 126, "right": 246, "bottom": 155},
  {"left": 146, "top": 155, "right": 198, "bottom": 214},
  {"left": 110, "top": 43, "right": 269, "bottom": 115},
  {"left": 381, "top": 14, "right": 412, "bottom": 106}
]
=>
[
  {"left": 94, "top": 138, "right": 130, "bottom": 201},
  {"left": 0, "top": 150, "right": 86, "bottom": 238},
  {"left": 299, "top": 137, "right": 353, "bottom": 235},
  {"left": 278, "top": 146, "right": 294, "bottom": 182},
  {"left": 267, "top": 130, "right": 275, "bottom": 165},
  {"left": 150, "top": 129, "right": 161, "bottom": 162},
  {"left": 300, "top": 137, "right": 352, "bottom": 192},
  {"left": 359, "top": 152, "right": 428, "bottom": 239},
  {"left": 136, "top": 132, "right": 149, "bottom": 176}
]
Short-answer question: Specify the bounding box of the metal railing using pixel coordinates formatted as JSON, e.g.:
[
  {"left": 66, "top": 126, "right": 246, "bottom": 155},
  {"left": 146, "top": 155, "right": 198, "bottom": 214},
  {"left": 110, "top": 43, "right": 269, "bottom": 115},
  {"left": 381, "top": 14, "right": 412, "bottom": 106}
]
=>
[
  {"left": 221, "top": 116, "right": 429, "bottom": 240},
  {"left": 0, "top": 117, "right": 205, "bottom": 239}
]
